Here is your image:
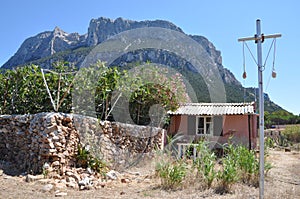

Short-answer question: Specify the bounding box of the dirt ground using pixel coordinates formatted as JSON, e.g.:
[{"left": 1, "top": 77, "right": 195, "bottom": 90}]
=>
[{"left": 0, "top": 149, "right": 299, "bottom": 199}]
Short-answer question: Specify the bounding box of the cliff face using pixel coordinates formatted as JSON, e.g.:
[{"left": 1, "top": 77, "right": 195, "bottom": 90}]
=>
[
  {"left": 2, "top": 27, "right": 87, "bottom": 69},
  {"left": 1, "top": 17, "right": 240, "bottom": 85},
  {"left": 86, "top": 17, "right": 183, "bottom": 46}
]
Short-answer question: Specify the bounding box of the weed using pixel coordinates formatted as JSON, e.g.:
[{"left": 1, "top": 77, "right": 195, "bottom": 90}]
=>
[
  {"left": 236, "top": 146, "right": 259, "bottom": 184},
  {"left": 156, "top": 140, "right": 272, "bottom": 194},
  {"left": 264, "top": 161, "right": 273, "bottom": 176},
  {"left": 216, "top": 153, "right": 239, "bottom": 193},
  {"left": 217, "top": 143, "right": 260, "bottom": 191},
  {"left": 265, "top": 137, "right": 275, "bottom": 148},
  {"left": 282, "top": 125, "right": 300, "bottom": 143},
  {"left": 76, "top": 144, "right": 90, "bottom": 168},
  {"left": 42, "top": 162, "right": 50, "bottom": 179},
  {"left": 155, "top": 159, "right": 187, "bottom": 190},
  {"left": 194, "top": 141, "right": 217, "bottom": 188},
  {"left": 76, "top": 144, "right": 108, "bottom": 175}
]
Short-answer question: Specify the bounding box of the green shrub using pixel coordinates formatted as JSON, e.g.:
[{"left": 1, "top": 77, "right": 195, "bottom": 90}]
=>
[
  {"left": 88, "top": 156, "right": 108, "bottom": 175},
  {"left": 217, "top": 153, "right": 239, "bottom": 193},
  {"left": 76, "top": 144, "right": 90, "bottom": 168},
  {"left": 217, "top": 144, "right": 260, "bottom": 191},
  {"left": 155, "top": 141, "right": 271, "bottom": 193},
  {"left": 194, "top": 141, "right": 217, "bottom": 188},
  {"left": 235, "top": 146, "right": 259, "bottom": 185},
  {"left": 265, "top": 137, "right": 275, "bottom": 148},
  {"left": 76, "top": 144, "right": 108, "bottom": 175},
  {"left": 282, "top": 125, "right": 300, "bottom": 143},
  {"left": 155, "top": 159, "right": 187, "bottom": 190}
]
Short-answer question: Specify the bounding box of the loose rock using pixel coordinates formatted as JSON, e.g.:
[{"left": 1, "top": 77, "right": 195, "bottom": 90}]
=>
[
  {"left": 42, "top": 183, "right": 54, "bottom": 192},
  {"left": 25, "top": 174, "right": 44, "bottom": 183},
  {"left": 106, "top": 170, "right": 118, "bottom": 180},
  {"left": 55, "top": 192, "right": 68, "bottom": 197}
]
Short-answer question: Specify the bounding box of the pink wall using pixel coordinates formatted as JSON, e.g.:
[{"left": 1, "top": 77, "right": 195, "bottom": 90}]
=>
[
  {"left": 223, "top": 115, "right": 250, "bottom": 146},
  {"left": 169, "top": 114, "right": 258, "bottom": 149},
  {"left": 169, "top": 115, "right": 188, "bottom": 135},
  {"left": 223, "top": 115, "right": 248, "bottom": 137},
  {"left": 221, "top": 114, "right": 257, "bottom": 148}
]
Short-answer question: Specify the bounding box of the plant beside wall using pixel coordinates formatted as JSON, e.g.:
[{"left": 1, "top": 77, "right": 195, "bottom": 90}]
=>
[{"left": 76, "top": 144, "right": 109, "bottom": 176}]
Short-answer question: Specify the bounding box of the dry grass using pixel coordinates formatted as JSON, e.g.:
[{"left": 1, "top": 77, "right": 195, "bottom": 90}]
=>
[{"left": 0, "top": 149, "right": 299, "bottom": 199}]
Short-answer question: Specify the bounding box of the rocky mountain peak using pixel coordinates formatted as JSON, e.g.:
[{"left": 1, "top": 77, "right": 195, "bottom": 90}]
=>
[
  {"left": 0, "top": 17, "right": 240, "bottom": 86},
  {"left": 86, "top": 17, "right": 183, "bottom": 46},
  {"left": 52, "top": 26, "right": 67, "bottom": 37}
]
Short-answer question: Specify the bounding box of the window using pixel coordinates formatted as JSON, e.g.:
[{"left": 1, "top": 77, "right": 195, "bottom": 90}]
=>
[{"left": 196, "top": 116, "right": 213, "bottom": 135}]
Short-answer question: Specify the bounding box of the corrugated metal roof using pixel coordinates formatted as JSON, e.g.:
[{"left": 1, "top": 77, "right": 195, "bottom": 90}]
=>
[{"left": 168, "top": 102, "right": 255, "bottom": 115}]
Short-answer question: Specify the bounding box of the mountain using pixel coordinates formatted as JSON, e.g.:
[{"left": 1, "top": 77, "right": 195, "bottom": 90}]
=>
[
  {"left": 0, "top": 17, "right": 283, "bottom": 112},
  {"left": 1, "top": 17, "right": 239, "bottom": 85}
]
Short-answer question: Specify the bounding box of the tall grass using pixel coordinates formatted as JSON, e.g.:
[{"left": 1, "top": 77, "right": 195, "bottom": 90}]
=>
[
  {"left": 155, "top": 159, "right": 187, "bottom": 189},
  {"left": 236, "top": 146, "right": 259, "bottom": 184},
  {"left": 155, "top": 139, "right": 270, "bottom": 193},
  {"left": 216, "top": 153, "right": 239, "bottom": 193},
  {"left": 193, "top": 141, "right": 217, "bottom": 188}
]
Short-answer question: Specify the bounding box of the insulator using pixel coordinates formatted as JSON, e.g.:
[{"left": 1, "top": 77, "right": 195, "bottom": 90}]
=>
[
  {"left": 242, "top": 71, "right": 247, "bottom": 79},
  {"left": 272, "top": 71, "right": 277, "bottom": 78}
]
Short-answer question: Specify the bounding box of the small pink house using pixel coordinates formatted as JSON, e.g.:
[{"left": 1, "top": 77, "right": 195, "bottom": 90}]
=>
[{"left": 168, "top": 102, "right": 258, "bottom": 149}]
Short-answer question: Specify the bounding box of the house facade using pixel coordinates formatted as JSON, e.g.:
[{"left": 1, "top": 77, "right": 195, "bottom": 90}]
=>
[{"left": 168, "top": 102, "right": 258, "bottom": 149}]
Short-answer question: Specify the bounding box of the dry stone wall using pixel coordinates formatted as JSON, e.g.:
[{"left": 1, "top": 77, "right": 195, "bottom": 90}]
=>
[{"left": 0, "top": 113, "right": 164, "bottom": 174}]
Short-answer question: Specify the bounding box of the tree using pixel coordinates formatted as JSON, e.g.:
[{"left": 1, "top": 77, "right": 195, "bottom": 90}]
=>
[
  {"left": 126, "top": 65, "right": 189, "bottom": 126},
  {"left": 0, "top": 61, "right": 190, "bottom": 127}
]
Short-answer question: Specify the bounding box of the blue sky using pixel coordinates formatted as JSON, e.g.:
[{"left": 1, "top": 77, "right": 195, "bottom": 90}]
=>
[{"left": 0, "top": 0, "right": 299, "bottom": 114}]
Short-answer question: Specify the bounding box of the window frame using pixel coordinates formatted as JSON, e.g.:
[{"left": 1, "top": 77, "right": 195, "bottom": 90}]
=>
[{"left": 196, "top": 116, "right": 214, "bottom": 136}]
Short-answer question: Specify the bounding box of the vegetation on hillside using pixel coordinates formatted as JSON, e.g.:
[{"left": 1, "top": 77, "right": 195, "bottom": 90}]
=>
[
  {"left": 1, "top": 60, "right": 299, "bottom": 126},
  {"left": 265, "top": 110, "right": 300, "bottom": 128}
]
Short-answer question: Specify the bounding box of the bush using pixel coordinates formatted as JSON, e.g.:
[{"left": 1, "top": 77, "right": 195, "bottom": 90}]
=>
[
  {"left": 193, "top": 141, "right": 217, "bottom": 188},
  {"left": 217, "top": 144, "right": 259, "bottom": 192},
  {"left": 155, "top": 141, "right": 271, "bottom": 193},
  {"left": 76, "top": 144, "right": 108, "bottom": 175},
  {"left": 265, "top": 137, "right": 275, "bottom": 148},
  {"left": 216, "top": 151, "right": 239, "bottom": 193},
  {"left": 155, "top": 159, "right": 187, "bottom": 190},
  {"left": 282, "top": 125, "right": 300, "bottom": 143},
  {"left": 235, "top": 146, "right": 259, "bottom": 185}
]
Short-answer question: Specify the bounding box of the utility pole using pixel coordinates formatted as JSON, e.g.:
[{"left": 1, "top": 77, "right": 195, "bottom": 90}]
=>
[{"left": 238, "top": 19, "right": 281, "bottom": 199}]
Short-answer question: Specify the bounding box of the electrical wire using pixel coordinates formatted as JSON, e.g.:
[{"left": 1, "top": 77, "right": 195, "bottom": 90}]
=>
[
  {"left": 244, "top": 41, "right": 259, "bottom": 67},
  {"left": 265, "top": 38, "right": 277, "bottom": 91},
  {"left": 243, "top": 41, "right": 246, "bottom": 73},
  {"left": 272, "top": 38, "right": 277, "bottom": 72},
  {"left": 263, "top": 38, "right": 275, "bottom": 68}
]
